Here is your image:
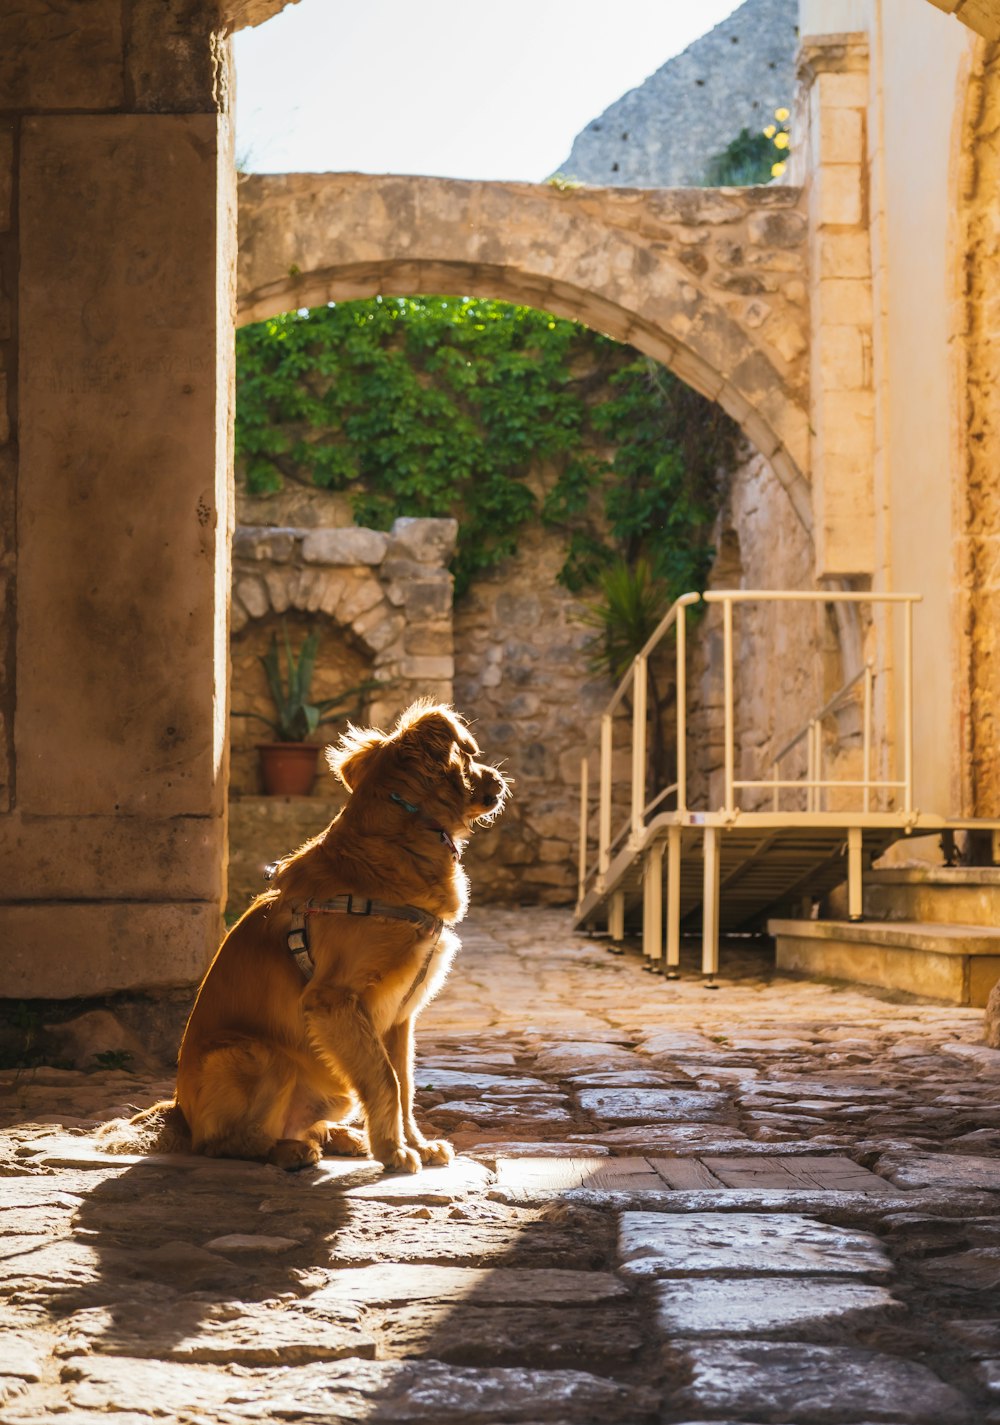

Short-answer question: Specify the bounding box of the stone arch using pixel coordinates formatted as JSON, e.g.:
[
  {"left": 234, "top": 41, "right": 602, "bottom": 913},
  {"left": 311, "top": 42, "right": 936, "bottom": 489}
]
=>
[
  {"left": 951, "top": 35, "right": 1000, "bottom": 817},
  {"left": 236, "top": 173, "right": 812, "bottom": 533},
  {"left": 230, "top": 518, "right": 458, "bottom": 755}
]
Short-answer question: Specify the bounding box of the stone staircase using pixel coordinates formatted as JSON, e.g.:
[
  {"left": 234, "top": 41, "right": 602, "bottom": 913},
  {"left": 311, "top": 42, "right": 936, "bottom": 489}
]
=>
[{"left": 770, "top": 867, "right": 1000, "bottom": 1006}]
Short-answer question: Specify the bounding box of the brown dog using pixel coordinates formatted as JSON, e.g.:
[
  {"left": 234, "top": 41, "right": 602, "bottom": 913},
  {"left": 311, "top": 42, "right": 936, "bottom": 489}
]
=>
[{"left": 109, "top": 702, "right": 507, "bottom": 1173}]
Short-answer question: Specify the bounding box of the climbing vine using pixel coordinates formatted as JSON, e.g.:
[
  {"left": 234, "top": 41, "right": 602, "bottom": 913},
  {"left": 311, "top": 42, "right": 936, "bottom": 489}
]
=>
[{"left": 235, "top": 296, "right": 739, "bottom": 597}]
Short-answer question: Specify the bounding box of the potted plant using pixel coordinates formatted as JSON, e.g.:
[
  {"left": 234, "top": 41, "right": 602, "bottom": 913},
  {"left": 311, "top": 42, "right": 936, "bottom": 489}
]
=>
[{"left": 234, "top": 623, "right": 377, "bottom": 796}]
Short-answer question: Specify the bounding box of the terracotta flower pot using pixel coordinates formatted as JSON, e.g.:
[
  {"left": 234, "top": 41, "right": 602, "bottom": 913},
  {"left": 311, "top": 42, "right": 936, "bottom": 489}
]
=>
[{"left": 256, "top": 742, "right": 320, "bottom": 796}]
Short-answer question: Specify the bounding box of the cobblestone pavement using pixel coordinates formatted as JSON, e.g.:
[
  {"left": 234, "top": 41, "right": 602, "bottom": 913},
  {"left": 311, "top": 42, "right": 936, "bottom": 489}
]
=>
[{"left": 2, "top": 907, "right": 1000, "bottom": 1424}]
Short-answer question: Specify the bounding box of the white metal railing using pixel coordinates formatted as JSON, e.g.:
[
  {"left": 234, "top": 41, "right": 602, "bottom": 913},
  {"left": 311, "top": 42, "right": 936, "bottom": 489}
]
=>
[
  {"left": 758, "top": 662, "right": 875, "bottom": 813},
  {"left": 577, "top": 589, "right": 922, "bottom": 902},
  {"left": 702, "top": 590, "right": 920, "bottom": 818},
  {"left": 578, "top": 592, "right": 699, "bottom": 897}
]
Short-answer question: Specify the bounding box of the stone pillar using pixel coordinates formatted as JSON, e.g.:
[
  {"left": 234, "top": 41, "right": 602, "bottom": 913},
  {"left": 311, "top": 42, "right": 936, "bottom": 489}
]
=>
[
  {"left": 799, "top": 34, "right": 876, "bottom": 579},
  {"left": 0, "top": 2, "right": 235, "bottom": 997}
]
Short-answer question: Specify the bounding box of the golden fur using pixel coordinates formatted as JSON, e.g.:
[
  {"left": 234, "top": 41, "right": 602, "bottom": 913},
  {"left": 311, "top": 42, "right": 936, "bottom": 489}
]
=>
[{"left": 103, "top": 702, "right": 507, "bottom": 1173}]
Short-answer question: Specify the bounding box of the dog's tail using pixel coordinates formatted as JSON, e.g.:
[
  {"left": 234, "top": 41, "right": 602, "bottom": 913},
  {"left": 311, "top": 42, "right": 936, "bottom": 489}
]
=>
[{"left": 96, "top": 1099, "right": 192, "bottom": 1156}]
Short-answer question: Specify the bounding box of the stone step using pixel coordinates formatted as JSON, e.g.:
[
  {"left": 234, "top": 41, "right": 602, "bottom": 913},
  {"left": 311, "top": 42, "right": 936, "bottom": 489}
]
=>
[
  {"left": 769, "top": 917, "right": 1000, "bottom": 1006},
  {"left": 830, "top": 866, "right": 1000, "bottom": 927}
]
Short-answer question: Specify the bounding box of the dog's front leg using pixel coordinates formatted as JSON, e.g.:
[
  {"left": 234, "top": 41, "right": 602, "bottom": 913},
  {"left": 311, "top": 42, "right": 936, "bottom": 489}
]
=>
[
  {"left": 384, "top": 1017, "right": 454, "bottom": 1166},
  {"left": 303, "top": 984, "right": 421, "bottom": 1174}
]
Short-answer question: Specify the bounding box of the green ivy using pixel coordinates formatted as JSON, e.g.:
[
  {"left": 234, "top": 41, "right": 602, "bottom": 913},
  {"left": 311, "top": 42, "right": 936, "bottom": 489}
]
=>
[{"left": 235, "top": 296, "right": 739, "bottom": 598}]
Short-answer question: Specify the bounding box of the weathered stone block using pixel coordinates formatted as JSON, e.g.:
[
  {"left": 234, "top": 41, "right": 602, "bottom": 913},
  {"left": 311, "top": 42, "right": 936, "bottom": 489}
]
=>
[
  {"left": 818, "top": 231, "right": 871, "bottom": 279},
  {"left": 404, "top": 579, "right": 453, "bottom": 619},
  {"left": 816, "top": 275, "right": 872, "bottom": 326},
  {"left": 672, "top": 1341, "right": 969, "bottom": 1423},
  {"left": 815, "top": 69, "right": 870, "bottom": 111},
  {"left": 653, "top": 1275, "right": 902, "bottom": 1336},
  {"left": 618, "top": 1212, "right": 891, "bottom": 1277},
  {"left": 17, "top": 115, "right": 230, "bottom": 819},
  {"left": 264, "top": 567, "right": 292, "bottom": 612},
  {"left": 399, "top": 655, "right": 455, "bottom": 681},
  {"left": 125, "top": 0, "right": 224, "bottom": 114},
  {"left": 817, "top": 164, "right": 864, "bottom": 227},
  {"left": 816, "top": 323, "right": 869, "bottom": 390},
  {"left": 309, "top": 1264, "right": 626, "bottom": 1306},
  {"left": 234, "top": 575, "right": 268, "bottom": 618},
  {"left": 0, "top": 811, "right": 223, "bottom": 900},
  {"left": 578, "top": 1088, "right": 731, "bottom": 1124},
  {"left": 387, "top": 516, "right": 458, "bottom": 564},
  {"left": 0, "top": 0, "right": 124, "bottom": 110},
  {"left": 0, "top": 902, "right": 219, "bottom": 997},
  {"left": 301, "top": 528, "right": 389, "bottom": 566},
  {"left": 746, "top": 208, "right": 808, "bottom": 249},
  {"left": 0, "top": 124, "right": 12, "bottom": 233},
  {"left": 817, "top": 105, "right": 865, "bottom": 166},
  {"left": 351, "top": 605, "right": 404, "bottom": 653},
  {"left": 233, "top": 526, "right": 298, "bottom": 562}
]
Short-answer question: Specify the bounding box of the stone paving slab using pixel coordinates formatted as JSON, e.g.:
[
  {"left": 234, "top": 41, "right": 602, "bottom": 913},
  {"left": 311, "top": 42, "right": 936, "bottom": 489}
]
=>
[
  {"left": 375, "top": 1300, "right": 645, "bottom": 1369},
  {"left": 306, "top": 1263, "right": 628, "bottom": 1306},
  {"left": 576, "top": 1087, "right": 732, "bottom": 1123},
  {"left": 653, "top": 1275, "right": 904, "bottom": 1336},
  {"left": 490, "top": 1154, "right": 892, "bottom": 1200},
  {"left": 670, "top": 1341, "right": 971, "bottom": 1423},
  {"left": 51, "top": 1354, "right": 656, "bottom": 1423},
  {"left": 618, "top": 1212, "right": 892, "bottom": 1277},
  {"left": 876, "top": 1150, "right": 1000, "bottom": 1191}
]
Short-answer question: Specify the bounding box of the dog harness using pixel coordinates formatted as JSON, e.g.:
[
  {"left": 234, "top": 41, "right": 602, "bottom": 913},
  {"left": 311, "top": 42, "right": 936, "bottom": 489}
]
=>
[{"left": 287, "top": 895, "right": 445, "bottom": 999}]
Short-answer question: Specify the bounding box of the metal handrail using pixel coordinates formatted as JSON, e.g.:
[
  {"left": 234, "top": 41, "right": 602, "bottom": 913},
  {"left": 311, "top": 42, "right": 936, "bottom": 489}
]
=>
[
  {"left": 702, "top": 590, "right": 921, "bottom": 816},
  {"left": 577, "top": 588, "right": 924, "bottom": 902},
  {"left": 578, "top": 592, "right": 699, "bottom": 896}
]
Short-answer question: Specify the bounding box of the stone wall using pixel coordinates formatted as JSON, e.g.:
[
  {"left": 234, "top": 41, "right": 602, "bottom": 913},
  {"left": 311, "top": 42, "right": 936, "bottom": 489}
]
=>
[
  {"left": 231, "top": 516, "right": 457, "bottom": 736},
  {"left": 557, "top": 0, "right": 799, "bottom": 187},
  {"left": 0, "top": 1, "right": 237, "bottom": 999},
  {"left": 453, "top": 520, "right": 610, "bottom": 906}
]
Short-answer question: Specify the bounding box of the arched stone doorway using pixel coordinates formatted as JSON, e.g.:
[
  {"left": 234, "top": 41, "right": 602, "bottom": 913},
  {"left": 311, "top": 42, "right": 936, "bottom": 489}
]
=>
[{"left": 236, "top": 173, "right": 813, "bottom": 536}]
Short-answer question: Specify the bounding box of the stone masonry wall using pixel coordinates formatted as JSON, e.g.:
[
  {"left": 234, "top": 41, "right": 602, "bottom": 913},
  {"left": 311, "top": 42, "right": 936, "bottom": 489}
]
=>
[{"left": 453, "top": 521, "right": 610, "bottom": 907}]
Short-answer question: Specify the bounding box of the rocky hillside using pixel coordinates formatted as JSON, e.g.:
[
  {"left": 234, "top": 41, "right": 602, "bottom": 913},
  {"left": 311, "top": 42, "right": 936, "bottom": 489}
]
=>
[{"left": 557, "top": 0, "right": 798, "bottom": 188}]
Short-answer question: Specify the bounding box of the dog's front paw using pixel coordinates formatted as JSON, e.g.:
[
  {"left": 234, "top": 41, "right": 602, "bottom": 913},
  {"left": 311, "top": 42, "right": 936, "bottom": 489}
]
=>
[
  {"left": 376, "top": 1143, "right": 422, "bottom": 1175},
  {"left": 322, "top": 1124, "right": 369, "bottom": 1158},
  {"left": 415, "top": 1137, "right": 454, "bottom": 1166},
  {"left": 268, "top": 1138, "right": 322, "bottom": 1172}
]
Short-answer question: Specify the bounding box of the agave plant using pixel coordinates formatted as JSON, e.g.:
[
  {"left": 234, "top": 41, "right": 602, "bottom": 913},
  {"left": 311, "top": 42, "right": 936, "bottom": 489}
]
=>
[{"left": 235, "top": 622, "right": 378, "bottom": 743}]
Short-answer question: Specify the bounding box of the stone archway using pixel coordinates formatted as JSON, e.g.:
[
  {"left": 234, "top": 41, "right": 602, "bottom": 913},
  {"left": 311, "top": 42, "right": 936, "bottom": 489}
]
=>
[
  {"left": 236, "top": 173, "right": 812, "bottom": 533},
  {"left": 952, "top": 36, "right": 1000, "bottom": 818}
]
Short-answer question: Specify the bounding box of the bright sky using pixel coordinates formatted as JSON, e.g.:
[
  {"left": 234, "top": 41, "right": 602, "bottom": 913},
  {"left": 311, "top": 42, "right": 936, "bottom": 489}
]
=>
[{"left": 235, "top": 0, "right": 744, "bottom": 182}]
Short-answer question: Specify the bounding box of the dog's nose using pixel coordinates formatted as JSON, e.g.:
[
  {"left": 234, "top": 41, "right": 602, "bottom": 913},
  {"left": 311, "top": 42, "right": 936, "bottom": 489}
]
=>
[{"left": 480, "top": 790, "right": 497, "bottom": 807}]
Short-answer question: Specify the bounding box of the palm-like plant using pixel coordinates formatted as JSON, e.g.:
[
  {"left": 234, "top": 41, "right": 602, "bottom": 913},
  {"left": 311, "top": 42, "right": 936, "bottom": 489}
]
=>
[
  {"left": 579, "top": 558, "right": 675, "bottom": 799},
  {"left": 578, "top": 557, "right": 672, "bottom": 683}
]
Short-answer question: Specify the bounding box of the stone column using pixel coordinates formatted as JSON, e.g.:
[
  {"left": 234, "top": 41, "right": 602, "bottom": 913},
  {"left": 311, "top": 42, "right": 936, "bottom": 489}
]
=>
[
  {"left": 0, "top": 2, "right": 236, "bottom": 996},
  {"left": 799, "top": 34, "right": 876, "bottom": 579}
]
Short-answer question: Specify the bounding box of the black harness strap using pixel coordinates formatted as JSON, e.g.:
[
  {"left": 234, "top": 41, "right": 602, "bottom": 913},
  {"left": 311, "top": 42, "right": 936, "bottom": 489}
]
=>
[{"left": 287, "top": 894, "right": 444, "bottom": 984}]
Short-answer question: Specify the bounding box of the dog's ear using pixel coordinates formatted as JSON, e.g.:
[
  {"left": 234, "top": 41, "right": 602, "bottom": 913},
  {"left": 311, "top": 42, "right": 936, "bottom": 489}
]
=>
[
  {"left": 397, "top": 703, "right": 479, "bottom": 757},
  {"left": 326, "top": 724, "right": 385, "bottom": 791}
]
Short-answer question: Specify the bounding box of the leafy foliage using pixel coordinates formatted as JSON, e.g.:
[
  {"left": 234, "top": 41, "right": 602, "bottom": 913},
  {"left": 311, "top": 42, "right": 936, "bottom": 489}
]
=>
[
  {"left": 235, "top": 297, "right": 739, "bottom": 600},
  {"left": 233, "top": 622, "right": 377, "bottom": 742},
  {"left": 705, "top": 127, "right": 776, "bottom": 186},
  {"left": 706, "top": 108, "right": 792, "bottom": 186},
  {"left": 577, "top": 558, "right": 672, "bottom": 684}
]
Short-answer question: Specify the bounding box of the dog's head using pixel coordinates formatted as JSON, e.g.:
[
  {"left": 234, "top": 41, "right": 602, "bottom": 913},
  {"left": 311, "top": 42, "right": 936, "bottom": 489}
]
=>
[{"left": 327, "top": 701, "right": 509, "bottom": 841}]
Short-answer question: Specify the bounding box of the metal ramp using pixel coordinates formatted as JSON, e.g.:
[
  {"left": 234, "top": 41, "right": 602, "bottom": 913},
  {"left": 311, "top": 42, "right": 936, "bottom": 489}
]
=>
[{"left": 572, "top": 590, "right": 1000, "bottom": 980}]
